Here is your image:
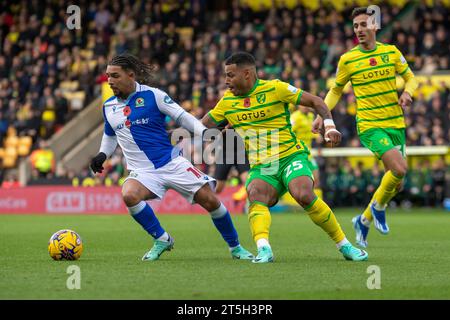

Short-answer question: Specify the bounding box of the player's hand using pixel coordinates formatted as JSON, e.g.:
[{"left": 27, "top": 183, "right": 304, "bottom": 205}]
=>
[
  {"left": 312, "top": 116, "right": 323, "bottom": 134},
  {"left": 90, "top": 152, "right": 107, "bottom": 174},
  {"left": 324, "top": 125, "right": 342, "bottom": 147},
  {"left": 399, "top": 92, "right": 412, "bottom": 109}
]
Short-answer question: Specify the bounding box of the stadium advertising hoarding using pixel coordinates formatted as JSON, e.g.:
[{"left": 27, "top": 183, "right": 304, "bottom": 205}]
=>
[{"left": 0, "top": 186, "right": 244, "bottom": 214}]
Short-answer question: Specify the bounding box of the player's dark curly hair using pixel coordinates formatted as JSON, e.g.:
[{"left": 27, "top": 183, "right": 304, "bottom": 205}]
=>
[
  {"left": 225, "top": 52, "right": 256, "bottom": 67},
  {"left": 108, "top": 53, "right": 154, "bottom": 85}
]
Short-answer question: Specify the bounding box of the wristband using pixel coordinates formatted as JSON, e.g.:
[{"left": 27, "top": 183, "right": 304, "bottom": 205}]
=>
[{"left": 324, "top": 119, "right": 335, "bottom": 127}]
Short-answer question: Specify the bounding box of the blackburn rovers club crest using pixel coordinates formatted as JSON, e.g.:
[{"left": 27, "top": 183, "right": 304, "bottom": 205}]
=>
[
  {"left": 244, "top": 97, "right": 251, "bottom": 108},
  {"left": 369, "top": 58, "right": 377, "bottom": 66},
  {"left": 381, "top": 54, "right": 389, "bottom": 63},
  {"left": 135, "top": 97, "right": 145, "bottom": 107},
  {"left": 256, "top": 93, "right": 266, "bottom": 104}
]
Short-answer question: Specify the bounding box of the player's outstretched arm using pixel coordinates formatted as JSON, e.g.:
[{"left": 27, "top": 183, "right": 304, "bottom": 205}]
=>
[{"left": 299, "top": 91, "right": 342, "bottom": 147}]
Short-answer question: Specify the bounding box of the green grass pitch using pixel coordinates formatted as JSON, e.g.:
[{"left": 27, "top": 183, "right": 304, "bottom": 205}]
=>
[{"left": 1, "top": 209, "right": 449, "bottom": 299}]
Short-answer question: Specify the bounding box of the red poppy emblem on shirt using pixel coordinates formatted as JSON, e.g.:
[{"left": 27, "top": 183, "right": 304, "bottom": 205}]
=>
[
  {"left": 123, "top": 106, "right": 131, "bottom": 116},
  {"left": 369, "top": 58, "right": 377, "bottom": 66},
  {"left": 125, "top": 119, "right": 131, "bottom": 128},
  {"left": 244, "top": 98, "right": 251, "bottom": 108}
]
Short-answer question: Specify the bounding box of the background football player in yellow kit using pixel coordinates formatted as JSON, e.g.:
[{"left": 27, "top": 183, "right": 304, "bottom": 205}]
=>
[
  {"left": 313, "top": 7, "right": 418, "bottom": 248},
  {"left": 291, "top": 106, "right": 323, "bottom": 198}
]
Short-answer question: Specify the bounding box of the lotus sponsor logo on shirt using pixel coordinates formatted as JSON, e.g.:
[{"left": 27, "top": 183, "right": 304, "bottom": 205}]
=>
[
  {"left": 236, "top": 110, "right": 266, "bottom": 121},
  {"left": 362, "top": 68, "right": 391, "bottom": 79}
]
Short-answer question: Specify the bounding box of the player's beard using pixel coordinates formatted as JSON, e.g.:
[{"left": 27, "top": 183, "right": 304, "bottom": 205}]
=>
[{"left": 112, "top": 88, "right": 125, "bottom": 99}]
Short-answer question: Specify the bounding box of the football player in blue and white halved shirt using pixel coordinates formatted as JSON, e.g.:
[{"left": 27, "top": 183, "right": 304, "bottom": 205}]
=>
[{"left": 90, "top": 54, "right": 254, "bottom": 261}]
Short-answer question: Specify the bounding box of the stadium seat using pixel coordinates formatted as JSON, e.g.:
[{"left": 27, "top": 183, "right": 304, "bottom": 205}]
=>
[
  {"left": 70, "top": 91, "right": 86, "bottom": 111},
  {"left": 4, "top": 136, "right": 19, "bottom": 149},
  {"left": 5, "top": 146, "right": 17, "bottom": 158},
  {"left": 17, "top": 143, "right": 31, "bottom": 157},
  {"left": 80, "top": 49, "right": 93, "bottom": 60},
  {"left": 2, "top": 155, "right": 17, "bottom": 168},
  {"left": 59, "top": 80, "right": 79, "bottom": 92},
  {"left": 6, "top": 127, "right": 17, "bottom": 137},
  {"left": 18, "top": 136, "right": 33, "bottom": 148}
]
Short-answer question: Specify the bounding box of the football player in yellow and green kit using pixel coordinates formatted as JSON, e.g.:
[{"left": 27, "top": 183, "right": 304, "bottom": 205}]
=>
[
  {"left": 313, "top": 7, "right": 418, "bottom": 248},
  {"left": 202, "top": 52, "right": 368, "bottom": 263}
]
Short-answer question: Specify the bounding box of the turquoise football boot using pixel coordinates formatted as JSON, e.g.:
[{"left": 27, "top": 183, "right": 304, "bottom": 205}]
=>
[
  {"left": 252, "top": 245, "right": 274, "bottom": 263},
  {"left": 230, "top": 245, "right": 254, "bottom": 260},
  {"left": 339, "top": 243, "right": 368, "bottom": 261},
  {"left": 142, "top": 235, "right": 174, "bottom": 261}
]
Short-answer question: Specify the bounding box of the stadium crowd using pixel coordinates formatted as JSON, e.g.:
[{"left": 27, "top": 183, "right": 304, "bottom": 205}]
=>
[{"left": 0, "top": 0, "right": 448, "bottom": 206}]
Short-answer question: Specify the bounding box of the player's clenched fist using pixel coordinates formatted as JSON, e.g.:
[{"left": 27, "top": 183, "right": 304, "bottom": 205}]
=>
[
  {"left": 323, "top": 118, "right": 342, "bottom": 147},
  {"left": 90, "top": 152, "right": 107, "bottom": 173},
  {"left": 324, "top": 126, "right": 342, "bottom": 146}
]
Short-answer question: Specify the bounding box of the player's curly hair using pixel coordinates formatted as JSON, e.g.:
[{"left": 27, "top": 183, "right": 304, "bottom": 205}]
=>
[{"left": 108, "top": 53, "right": 154, "bottom": 85}]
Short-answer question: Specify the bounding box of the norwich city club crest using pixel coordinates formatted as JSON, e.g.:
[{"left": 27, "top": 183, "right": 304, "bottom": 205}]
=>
[
  {"left": 381, "top": 54, "right": 389, "bottom": 63},
  {"left": 256, "top": 93, "right": 266, "bottom": 104}
]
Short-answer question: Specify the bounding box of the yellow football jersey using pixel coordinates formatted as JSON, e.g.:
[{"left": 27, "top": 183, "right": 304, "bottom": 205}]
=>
[
  {"left": 290, "top": 110, "right": 318, "bottom": 150},
  {"left": 208, "top": 79, "right": 308, "bottom": 167},
  {"left": 330, "top": 42, "right": 415, "bottom": 134}
]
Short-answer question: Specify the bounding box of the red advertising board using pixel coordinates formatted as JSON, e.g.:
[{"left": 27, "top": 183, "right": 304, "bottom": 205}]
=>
[{"left": 0, "top": 186, "right": 245, "bottom": 214}]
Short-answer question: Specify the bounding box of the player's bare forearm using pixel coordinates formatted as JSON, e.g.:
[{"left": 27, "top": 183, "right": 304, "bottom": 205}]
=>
[
  {"left": 201, "top": 113, "right": 218, "bottom": 128},
  {"left": 299, "top": 91, "right": 332, "bottom": 120},
  {"left": 299, "top": 91, "right": 341, "bottom": 146}
]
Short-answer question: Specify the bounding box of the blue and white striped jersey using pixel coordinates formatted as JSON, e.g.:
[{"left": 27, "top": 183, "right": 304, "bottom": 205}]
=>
[{"left": 102, "top": 82, "right": 185, "bottom": 170}]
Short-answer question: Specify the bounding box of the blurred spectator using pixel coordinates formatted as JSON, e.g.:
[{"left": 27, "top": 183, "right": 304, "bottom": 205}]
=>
[
  {"left": 430, "top": 157, "right": 448, "bottom": 207},
  {"left": 1, "top": 173, "right": 21, "bottom": 188},
  {"left": 29, "top": 139, "right": 55, "bottom": 178}
]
